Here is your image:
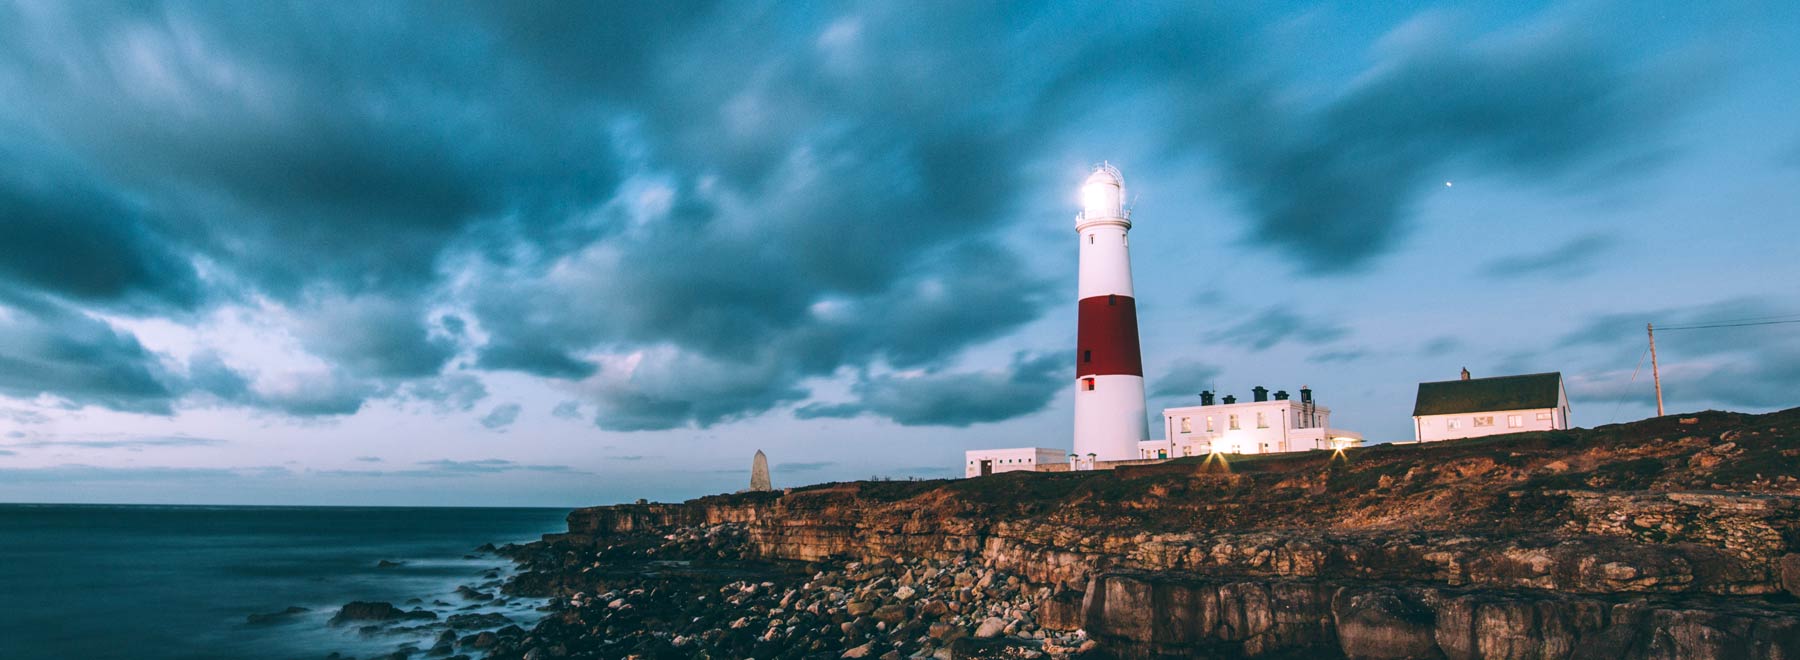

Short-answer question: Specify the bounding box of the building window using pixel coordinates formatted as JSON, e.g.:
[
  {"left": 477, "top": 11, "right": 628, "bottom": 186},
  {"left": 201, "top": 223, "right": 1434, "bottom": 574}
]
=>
[
  {"left": 1256, "top": 412, "right": 1268, "bottom": 429},
  {"left": 1088, "top": 234, "right": 1095, "bottom": 244},
  {"left": 1180, "top": 417, "right": 1191, "bottom": 433},
  {"left": 1081, "top": 377, "right": 1095, "bottom": 391},
  {"left": 1447, "top": 418, "right": 1462, "bottom": 430},
  {"left": 1108, "top": 294, "right": 1116, "bottom": 306},
  {"left": 1508, "top": 414, "right": 1523, "bottom": 428},
  {"left": 1473, "top": 416, "right": 1494, "bottom": 427},
  {"left": 1537, "top": 412, "right": 1553, "bottom": 421},
  {"left": 1228, "top": 414, "right": 1240, "bottom": 430},
  {"left": 1206, "top": 416, "right": 1215, "bottom": 432},
  {"left": 1083, "top": 350, "right": 1092, "bottom": 363}
]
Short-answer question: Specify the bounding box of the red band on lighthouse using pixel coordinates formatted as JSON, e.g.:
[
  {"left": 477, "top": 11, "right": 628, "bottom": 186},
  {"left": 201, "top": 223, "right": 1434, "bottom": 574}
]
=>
[{"left": 1076, "top": 295, "right": 1143, "bottom": 377}]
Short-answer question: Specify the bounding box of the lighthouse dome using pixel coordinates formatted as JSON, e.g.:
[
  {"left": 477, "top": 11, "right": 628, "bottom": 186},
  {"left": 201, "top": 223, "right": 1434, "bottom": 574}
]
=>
[
  {"left": 1084, "top": 164, "right": 1123, "bottom": 188},
  {"left": 1080, "top": 163, "right": 1126, "bottom": 221}
]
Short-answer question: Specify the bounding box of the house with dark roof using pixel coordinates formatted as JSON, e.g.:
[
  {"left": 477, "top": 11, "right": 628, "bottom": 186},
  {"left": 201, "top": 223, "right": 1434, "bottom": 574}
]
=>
[{"left": 1412, "top": 370, "right": 1570, "bottom": 442}]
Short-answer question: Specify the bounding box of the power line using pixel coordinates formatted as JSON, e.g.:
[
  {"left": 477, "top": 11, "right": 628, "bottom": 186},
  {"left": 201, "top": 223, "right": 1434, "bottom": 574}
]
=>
[
  {"left": 1656, "top": 318, "right": 1800, "bottom": 331},
  {"left": 1607, "top": 346, "right": 1649, "bottom": 425}
]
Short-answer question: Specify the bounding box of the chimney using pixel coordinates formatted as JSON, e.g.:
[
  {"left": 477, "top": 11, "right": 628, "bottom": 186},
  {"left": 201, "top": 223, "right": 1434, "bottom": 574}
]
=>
[
  {"left": 1460, "top": 367, "right": 1471, "bottom": 381},
  {"left": 1273, "top": 390, "right": 1289, "bottom": 401},
  {"left": 1223, "top": 394, "right": 1237, "bottom": 405},
  {"left": 1299, "top": 386, "right": 1312, "bottom": 404},
  {"left": 1199, "top": 390, "right": 1215, "bottom": 406},
  {"left": 1252, "top": 385, "right": 1268, "bottom": 402}
]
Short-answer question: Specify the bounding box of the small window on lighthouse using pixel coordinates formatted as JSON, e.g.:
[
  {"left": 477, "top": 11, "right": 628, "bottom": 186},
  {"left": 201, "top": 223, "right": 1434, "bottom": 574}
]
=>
[
  {"left": 1088, "top": 234, "right": 1094, "bottom": 244},
  {"left": 1108, "top": 294, "right": 1116, "bottom": 306},
  {"left": 1081, "top": 377, "right": 1095, "bottom": 391},
  {"left": 1083, "top": 350, "right": 1091, "bottom": 363}
]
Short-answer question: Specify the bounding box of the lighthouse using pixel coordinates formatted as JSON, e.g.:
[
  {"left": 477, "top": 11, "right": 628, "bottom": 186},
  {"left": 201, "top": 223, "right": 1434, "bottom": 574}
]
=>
[{"left": 1074, "top": 164, "right": 1148, "bottom": 462}]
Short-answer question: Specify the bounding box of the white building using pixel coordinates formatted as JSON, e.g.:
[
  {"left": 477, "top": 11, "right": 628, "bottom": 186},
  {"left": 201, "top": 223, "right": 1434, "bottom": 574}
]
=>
[
  {"left": 1412, "top": 370, "right": 1570, "bottom": 443},
  {"left": 964, "top": 447, "right": 1069, "bottom": 478},
  {"left": 1148, "top": 386, "right": 1363, "bottom": 458}
]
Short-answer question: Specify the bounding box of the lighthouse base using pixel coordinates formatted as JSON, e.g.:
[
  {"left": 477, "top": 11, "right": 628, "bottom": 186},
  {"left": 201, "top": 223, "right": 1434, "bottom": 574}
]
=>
[{"left": 1074, "top": 374, "right": 1148, "bottom": 462}]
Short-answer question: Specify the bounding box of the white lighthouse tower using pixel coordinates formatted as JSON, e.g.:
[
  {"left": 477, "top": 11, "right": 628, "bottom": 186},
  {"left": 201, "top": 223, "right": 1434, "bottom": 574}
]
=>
[{"left": 1073, "top": 164, "right": 1148, "bottom": 462}]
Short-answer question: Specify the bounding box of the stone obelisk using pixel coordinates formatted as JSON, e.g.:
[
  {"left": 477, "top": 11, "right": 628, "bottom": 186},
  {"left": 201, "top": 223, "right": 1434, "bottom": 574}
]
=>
[{"left": 749, "top": 450, "right": 772, "bottom": 491}]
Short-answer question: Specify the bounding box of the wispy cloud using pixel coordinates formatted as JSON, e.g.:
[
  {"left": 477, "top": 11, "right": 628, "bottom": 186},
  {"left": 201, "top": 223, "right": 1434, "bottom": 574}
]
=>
[
  {"left": 4, "top": 435, "right": 228, "bottom": 451},
  {"left": 313, "top": 458, "right": 588, "bottom": 478},
  {"left": 1479, "top": 234, "right": 1617, "bottom": 279}
]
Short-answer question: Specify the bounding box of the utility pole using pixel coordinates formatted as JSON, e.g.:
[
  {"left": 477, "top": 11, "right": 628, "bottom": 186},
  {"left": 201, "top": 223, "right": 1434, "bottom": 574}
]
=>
[{"left": 1647, "top": 323, "right": 1664, "bottom": 416}]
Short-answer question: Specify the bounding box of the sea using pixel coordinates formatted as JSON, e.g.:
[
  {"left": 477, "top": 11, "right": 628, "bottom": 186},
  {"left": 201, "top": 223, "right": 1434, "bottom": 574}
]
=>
[{"left": 0, "top": 503, "right": 571, "bottom": 660}]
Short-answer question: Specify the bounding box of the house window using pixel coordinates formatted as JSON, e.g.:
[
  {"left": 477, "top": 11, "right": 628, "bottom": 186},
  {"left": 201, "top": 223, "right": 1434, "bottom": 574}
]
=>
[
  {"left": 1508, "top": 414, "right": 1523, "bottom": 428},
  {"left": 1473, "top": 416, "right": 1494, "bottom": 427},
  {"left": 1228, "top": 414, "right": 1240, "bottom": 430},
  {"left": 1206, "top": 416, "right": 1215, "bottom": 432},
  {"left": 1447, "top": 418, "right": 1462, "bottom": 430},
  {"left": 1180, "top": 417, "right": 1191, "bottom": 433},
  {"left": 1537, "top": 412, "right": 1553, "bottom": 421},
  {"left": 1083, "top": 350, "right": 1092, "bottom": 363},
  {"left": 1256, "top": 412, "right": 1268, "bottom": 429},
  {"left": 1081, "top": 377, "right": 1095, "bottom": 391}
]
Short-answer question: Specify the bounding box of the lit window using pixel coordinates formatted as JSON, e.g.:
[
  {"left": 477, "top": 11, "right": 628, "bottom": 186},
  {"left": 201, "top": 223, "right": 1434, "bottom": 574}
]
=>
[
  {"left": 1447, "top": 418, "right": 1462, "bottom": 430},
  {"left": 1256, "top": 412, "right": 1268, "bottom": 429},
  {"left": 1180, "top": 417, "right": 1191, "bottom": 433},
  {"left": 1206, "top": 416, "right": 1215, "bottom": 432},
  {"left": 1537, "top": 412, "right": 1553, "bottom": 421},
  {"left": 1228, "top": 414, "right": 1240, "bottom": 430},
  {"left": 1473, "top": 416, "right": 1494, "bottom": 427},
  {"left": 1507, "top": 414, "right": 1523, "bottom": 428},
  {"left": 1081, "top": 377, "right": 1095, "bottom": 391}
]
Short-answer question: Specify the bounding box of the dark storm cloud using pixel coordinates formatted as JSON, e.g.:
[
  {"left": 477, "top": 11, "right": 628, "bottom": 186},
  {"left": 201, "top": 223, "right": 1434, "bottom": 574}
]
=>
[
  {"left": 796, "top": 353, "right": 1063, "bottom": 427},
  {"left": 1480, "top": 234, "right": 1618, "bottom": 279},
  {"left": 1558, "top": 297, "right": 1800, "bottom": 409},
  {"left": 1207, "top": 308, "right": 1349, "bottom": 352},
  {"left": 1105, "top": 10, "right": 1696, "bottom": 272},
  {"left": 479, "top": 403, "right": 522, "bottom": 431},
  {"left": 0, "top": 153, "right": 201, "bottom": 311},
  {"left": 0, "top": 4, "right": 1708, "bottom": 428},
  {"left": 0, "top": 298, "right": 181, "bottom": 414},
  {"left": 1150, "top": 360, "right": 1224, "bottom": 399}
]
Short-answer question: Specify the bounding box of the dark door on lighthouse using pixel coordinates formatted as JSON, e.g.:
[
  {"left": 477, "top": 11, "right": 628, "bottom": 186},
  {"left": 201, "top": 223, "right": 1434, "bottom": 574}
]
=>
[{"left": 979, "top": 460, "right": 993, "bottom": 476}]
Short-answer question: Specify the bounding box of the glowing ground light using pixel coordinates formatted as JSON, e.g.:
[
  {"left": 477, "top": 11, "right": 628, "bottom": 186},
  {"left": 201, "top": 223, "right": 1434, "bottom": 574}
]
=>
[{"left": 1201, "top": 451, "right": 1232, "bottom": 473}]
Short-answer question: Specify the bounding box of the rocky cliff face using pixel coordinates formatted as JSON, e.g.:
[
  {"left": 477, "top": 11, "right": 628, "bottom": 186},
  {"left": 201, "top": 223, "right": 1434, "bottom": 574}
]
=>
[{"left": 542, "top": 409, "right": 1800, "bottom": 658}]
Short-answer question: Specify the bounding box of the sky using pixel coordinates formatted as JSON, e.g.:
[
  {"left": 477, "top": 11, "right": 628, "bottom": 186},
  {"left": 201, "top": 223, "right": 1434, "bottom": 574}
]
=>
[{"left": 1, "top": 1, "right": 1797, "bottom": 507}]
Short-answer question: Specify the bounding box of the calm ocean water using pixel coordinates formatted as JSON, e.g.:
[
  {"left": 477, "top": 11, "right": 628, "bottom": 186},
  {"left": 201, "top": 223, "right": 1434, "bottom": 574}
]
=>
[{"left": 0, "top": 504, "right": 570, "bottom": 660}]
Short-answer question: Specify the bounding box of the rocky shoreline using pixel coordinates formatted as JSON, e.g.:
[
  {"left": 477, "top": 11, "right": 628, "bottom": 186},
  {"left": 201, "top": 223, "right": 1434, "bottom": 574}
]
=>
[{"left": 372, "top": 409, "right": 1800, "bottom": 659}]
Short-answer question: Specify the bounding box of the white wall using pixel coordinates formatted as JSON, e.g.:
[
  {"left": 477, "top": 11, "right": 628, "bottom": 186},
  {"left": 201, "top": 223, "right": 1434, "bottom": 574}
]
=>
[
  {"left": 1075, "top": 374, "right": 1148, "bottom": 461},
  {"left": 1076, "top": 222, "right": 1135, "bottom": 299},
  {"left": 1153, "top": 398, "right": 1360, "bottom": 457},
  {"left": 964, "top": 447, "right": 1066, "bottom": 478},
  {"left": 1414, "top": 405, "right": 1568, "bottom": 443}
]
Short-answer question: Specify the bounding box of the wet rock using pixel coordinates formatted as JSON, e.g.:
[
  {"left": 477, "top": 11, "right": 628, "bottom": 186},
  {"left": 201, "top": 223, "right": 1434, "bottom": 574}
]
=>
[
  {"left": 445, "top": 612, "right": 510, "bottom": 630},
  {"left": 330, "top": 602, "right": 436, "bottom": 625},
  {"left": 245, "top": 606, "right": 308, "bottom": 625}
]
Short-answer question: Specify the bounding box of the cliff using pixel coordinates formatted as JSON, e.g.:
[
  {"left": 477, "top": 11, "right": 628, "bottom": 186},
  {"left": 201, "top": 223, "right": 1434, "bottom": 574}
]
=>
[{"left": 526, "top": 409, "right": 1800, "bottom": 659}]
